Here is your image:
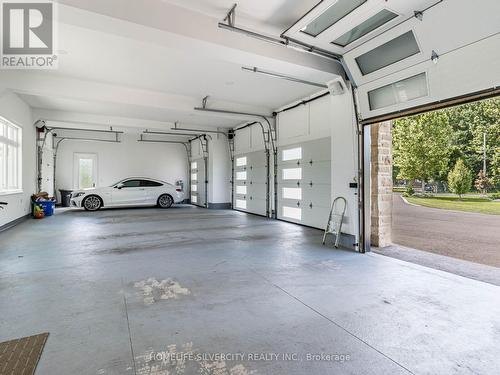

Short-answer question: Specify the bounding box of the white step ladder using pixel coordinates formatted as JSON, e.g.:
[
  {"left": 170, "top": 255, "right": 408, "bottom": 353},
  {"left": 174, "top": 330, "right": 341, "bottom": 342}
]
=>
[{"left": 322, "top": 197, "right": 347, "bottom": 248}]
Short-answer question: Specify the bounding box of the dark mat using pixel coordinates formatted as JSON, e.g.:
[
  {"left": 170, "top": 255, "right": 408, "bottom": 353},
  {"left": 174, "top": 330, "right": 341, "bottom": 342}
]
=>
[{"left": 0, "top": 333, "right": 49, "bottom": 375}]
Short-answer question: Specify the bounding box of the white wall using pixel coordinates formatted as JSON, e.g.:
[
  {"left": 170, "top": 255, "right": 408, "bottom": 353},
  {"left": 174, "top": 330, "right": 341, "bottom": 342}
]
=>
[
  {"left": 55, "top": 133, "right": 188, "bottom": 199},
  {"left": 0, "top": 92, "right": 35, "bottom": 227}
]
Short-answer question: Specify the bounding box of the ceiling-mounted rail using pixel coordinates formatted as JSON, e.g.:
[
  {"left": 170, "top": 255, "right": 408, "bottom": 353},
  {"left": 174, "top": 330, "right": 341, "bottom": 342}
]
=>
[{"left": 241, "top": 66, "right": 328, "bottom": 89}]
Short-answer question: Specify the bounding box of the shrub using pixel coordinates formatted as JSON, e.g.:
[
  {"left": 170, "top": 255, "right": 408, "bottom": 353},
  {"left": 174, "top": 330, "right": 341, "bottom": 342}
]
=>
[
  {"left": 405, "top": 186, "right": 415, "bottom": 196},
  {"left": 448, "top": 159, "right": 472, "bottom": 198},
  {"left": 474, "top": 170, "right": 493, "bottom": 194},
  {"left": 489, "top": 192, "right": 500, "bottom": 200}
]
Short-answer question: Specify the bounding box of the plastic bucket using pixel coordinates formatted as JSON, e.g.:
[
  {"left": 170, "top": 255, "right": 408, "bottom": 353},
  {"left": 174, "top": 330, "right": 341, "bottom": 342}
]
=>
[{"left": 38, "top": 201, "right": 55, "bottom": 216}]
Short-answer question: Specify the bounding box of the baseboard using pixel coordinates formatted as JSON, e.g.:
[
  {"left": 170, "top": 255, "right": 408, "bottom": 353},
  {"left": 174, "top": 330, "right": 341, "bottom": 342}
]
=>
[
  {"left": 0, "top": 214, "right": 30, "bottom": 233},
  {"left": 207, "top": 203, "right": 232, "bottom": 209}
]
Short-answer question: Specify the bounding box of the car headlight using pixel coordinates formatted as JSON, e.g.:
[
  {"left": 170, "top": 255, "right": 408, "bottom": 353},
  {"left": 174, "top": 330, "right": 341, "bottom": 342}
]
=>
[{"left": 73, "top": 192, "right": 86, "bottom": 198}]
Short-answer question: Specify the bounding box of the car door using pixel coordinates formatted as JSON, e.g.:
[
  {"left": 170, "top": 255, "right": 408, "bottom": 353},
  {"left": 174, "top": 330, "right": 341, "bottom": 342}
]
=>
[
  {"left": 140, "top": 179, "right": 164, "bottom": 204},
  {"left": 112, "top": 179, "right": 146, "bottom": 206}
]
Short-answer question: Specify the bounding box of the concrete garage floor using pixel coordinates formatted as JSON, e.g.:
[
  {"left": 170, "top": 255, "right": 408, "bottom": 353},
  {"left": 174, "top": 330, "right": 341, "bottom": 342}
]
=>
[{"left": 1, "top": 206, "right": 499, "bottom": 375}]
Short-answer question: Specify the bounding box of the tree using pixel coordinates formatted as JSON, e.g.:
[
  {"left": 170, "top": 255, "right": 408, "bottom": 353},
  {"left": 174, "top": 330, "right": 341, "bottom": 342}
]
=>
[
  {"left": 446, "top": 98, "right": 500, "bottom": 188},
  {"left": 474, "top": 170, "right": 492, "bottom": 194},
  {"left": 393, "top": 111, "right": 452, "bottom": 190},
  {"left": 448, "top": 159, "right": 472, "bottom": 198}
]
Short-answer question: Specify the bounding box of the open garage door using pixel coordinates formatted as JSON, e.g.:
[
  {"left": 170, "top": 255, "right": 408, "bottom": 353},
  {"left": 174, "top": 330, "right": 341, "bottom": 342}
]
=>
[{"left": 233, "top": 124, "right": 270, "bottom": 216}]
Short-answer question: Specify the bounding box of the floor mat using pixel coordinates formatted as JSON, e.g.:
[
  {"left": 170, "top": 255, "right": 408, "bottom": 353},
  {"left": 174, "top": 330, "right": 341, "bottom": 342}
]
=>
[{"left": 0, "top": 333, "right": 49, "bottom": 375}]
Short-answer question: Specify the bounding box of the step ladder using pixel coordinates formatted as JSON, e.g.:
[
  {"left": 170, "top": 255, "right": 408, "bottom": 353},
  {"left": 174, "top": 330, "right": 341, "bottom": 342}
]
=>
[{"left": 322, "top": 197, "right": 347, "bottom": 248}]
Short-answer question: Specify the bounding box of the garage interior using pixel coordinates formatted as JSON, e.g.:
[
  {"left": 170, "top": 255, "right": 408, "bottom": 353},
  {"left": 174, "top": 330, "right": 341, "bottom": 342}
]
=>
[{"left": 0, "top": 0, "right": 499, "bottom": 374}]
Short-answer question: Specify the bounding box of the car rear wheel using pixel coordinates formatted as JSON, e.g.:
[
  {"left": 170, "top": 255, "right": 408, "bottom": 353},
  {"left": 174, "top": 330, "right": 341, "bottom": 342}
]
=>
[
  {"left": 83, "top": 195, "right": 102, "bottom": 211},
  {"left": 158, "top": 194, "right": 173, "bottom": 208}
]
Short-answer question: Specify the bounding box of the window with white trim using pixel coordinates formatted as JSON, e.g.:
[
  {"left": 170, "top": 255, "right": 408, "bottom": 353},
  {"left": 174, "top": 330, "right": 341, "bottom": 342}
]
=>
[{"left": 0, "top": 116, "right": 22, "bottom": 194}]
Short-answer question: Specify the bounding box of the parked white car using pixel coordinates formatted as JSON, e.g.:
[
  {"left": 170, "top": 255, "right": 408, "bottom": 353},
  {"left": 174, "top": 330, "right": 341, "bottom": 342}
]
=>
[{"left": 70, "top": 178, "right": 184, "bottom": 211}]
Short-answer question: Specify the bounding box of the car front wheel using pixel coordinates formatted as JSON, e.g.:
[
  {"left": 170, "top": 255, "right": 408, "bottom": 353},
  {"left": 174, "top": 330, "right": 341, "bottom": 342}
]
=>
[
  {"left": 157, "top": 194, "right": 173, "bottom": 208},
  {"left": 83, "top": 195, "right": 102, "bottom": 211}
]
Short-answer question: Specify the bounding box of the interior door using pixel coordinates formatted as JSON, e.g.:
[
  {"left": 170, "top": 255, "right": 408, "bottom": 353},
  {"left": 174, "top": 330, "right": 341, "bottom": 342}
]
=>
[
  {"left": 74, "top": 153, "right": 97, "bottom": 189},
  {"left": 112, "top": 179, "right": 146, "bottom": 206}
]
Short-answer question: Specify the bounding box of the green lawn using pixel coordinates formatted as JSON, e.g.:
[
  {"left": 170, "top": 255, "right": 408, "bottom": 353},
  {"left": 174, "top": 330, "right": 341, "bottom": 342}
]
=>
[{"left": 405, "top": 195, "right": 500, "bottom": 215}]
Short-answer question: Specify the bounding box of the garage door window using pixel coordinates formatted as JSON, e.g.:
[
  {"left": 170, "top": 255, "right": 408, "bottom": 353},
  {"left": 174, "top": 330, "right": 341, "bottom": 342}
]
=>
[
  {"left": 191, "top": 195, "right": 197, "bottom": 203},
  {"left": 236, "top": 199, "right": 247, "bottom": 209},
  {"left": 283, "top": 206, "right": 302, "bottom": 220},
  {"left": 282, "top": 147, "right": 302, "bottom": 161},
  {"left": 236, "top": 185, "right": 247, "bottom": 195},
  {"left": 191, "top": 173, "right": 197, "bottom": 181},
  {"left": 283, "top": 187, "right": 302, "bottom": 200},
  {"left": 236, "top": 171, "right": 247, "bottom": 180},
  {"left": 191, "top": 184, "right": 197, "bottom": 192},
  {"left": 236, "top": 156, "right": 247, "bottom": 166},
  {"left": 191, "top": 161, "right": 197, "bottom": 169},
  {"left": 0, "top": 117, "right": 22, "bottom": 194},
  {"left": 282, "top": 168, "right": 302, "bottom": 180}
]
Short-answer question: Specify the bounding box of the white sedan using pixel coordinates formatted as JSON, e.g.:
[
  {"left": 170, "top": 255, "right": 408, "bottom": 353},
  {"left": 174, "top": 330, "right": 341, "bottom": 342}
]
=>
[{"left": 70, "top": 177, "right": 184, "bottom": 211}]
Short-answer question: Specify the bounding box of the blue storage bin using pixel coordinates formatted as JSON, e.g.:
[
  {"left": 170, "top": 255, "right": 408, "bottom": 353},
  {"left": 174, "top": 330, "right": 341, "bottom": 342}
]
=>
[{"left": 38, "top": 200, "right": 55, "bottom": 216}]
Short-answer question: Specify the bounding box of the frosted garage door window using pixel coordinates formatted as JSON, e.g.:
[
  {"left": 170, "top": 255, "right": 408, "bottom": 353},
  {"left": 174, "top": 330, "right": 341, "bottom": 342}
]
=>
[
  {"left": 283, "top": 206, "right": 302, "bottom": 220},
  {"left": 236, "top": 171, "right": 247, "bottom": 180},
  {"left": 236, "top": 185, "right": 247, "bottom": 195},
  {"left": 282, "top": 147, "right": 302, "bottom": 161},
  {"left": 283, "top": 187, "right": 302, "bottom": 200},
  {"left": 355, "top": 31, "right": 420, "bottom": 75},
  {"left": 282, "top": 168, "right": 302, "bottom": 180},
  {"left": 191, "top": 184, "right": 197, "bottom": 192},
  {"left": 236, "top": 199, "right": 247, "bottom": 209},
  {"left": 301, "top": 0, "right": 367, "bottom": 37},
  {"left": 368, "top": 73, "right": 428, "bottom": 110},
  {"left": 191, "top": 161, "right": 197, "bottom": 169},
  {"left": 191, "top": 173, "right": 197, "bottom": 181},
  {"left": 236, "top": 156, "right": 247, "bottom": 166},
  {"left": 191, "top": 195, "right": 198, "bottom": 203}
]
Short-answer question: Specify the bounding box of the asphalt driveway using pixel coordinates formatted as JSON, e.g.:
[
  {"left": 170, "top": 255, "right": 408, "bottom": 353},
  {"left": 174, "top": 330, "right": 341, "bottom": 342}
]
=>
[{"left": 392, "top": 193, "right": 500, "bottom": 267}]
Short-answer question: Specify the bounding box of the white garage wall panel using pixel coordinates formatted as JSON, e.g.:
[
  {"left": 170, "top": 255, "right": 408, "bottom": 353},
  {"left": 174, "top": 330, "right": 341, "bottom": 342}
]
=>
[{"left": 55, "top": 134, "right": 188, "bottom": 201}]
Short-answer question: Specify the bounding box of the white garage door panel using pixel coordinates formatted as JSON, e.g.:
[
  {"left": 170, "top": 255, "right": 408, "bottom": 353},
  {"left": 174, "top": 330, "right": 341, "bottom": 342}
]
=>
[
  {"left": 302, "top": 161, "right": 331, "bottom": 185},
  {"left": 302, "top": 206, "right": 330, "bottom": 229},
  {"left": 191, "top": 157, "right": 206, "bottom": 208},
  {"left": 233, "top": 149, "right": 268, "bottom": 217},
  {"left": 248, "top": 167, "right": 268, "bottom": 184},
  {"left": 247, "top": 198, "right": 266, "bottom": 214},
  {"left": 277, "top": 137, "right": 332, "bottom": 229},
  {"left": 302, "top": 184, "right": 331, "bottom": 207}
]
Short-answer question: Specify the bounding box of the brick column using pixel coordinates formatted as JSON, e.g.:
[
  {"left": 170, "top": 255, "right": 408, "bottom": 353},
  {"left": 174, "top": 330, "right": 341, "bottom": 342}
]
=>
[{"left": 370, "top": 121, "right": 393, "bottom": 248}]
